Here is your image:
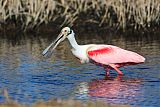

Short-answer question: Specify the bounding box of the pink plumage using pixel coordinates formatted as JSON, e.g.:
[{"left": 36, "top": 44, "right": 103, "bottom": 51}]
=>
[
  {"left": 88, "top": 45, "right": 145, "bottom": 64},
  {"left": 87, "top": 45, "right": 145, "bottom": 75}
]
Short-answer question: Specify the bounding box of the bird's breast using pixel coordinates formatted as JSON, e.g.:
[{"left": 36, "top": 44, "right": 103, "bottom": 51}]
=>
[{"left": 71, "top": 48, "right": 89, "bottom": 63}]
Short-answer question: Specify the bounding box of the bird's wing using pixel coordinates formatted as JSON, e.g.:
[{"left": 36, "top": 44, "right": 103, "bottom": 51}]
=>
[{"left": 87, "top": 45, "right": 145, "bottom": 65}]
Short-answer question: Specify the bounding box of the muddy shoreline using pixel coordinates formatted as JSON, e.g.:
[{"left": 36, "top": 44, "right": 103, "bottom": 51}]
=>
[{"left": 0, "top": 21, "right": 160, "bottom": 35}]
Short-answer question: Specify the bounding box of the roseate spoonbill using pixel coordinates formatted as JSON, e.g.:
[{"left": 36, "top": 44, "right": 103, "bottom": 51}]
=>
[{"left": 42, "top": 27, "right": 145, "bottom": 76}]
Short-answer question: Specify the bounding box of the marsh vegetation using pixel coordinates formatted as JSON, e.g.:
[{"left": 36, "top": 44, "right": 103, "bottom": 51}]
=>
[{"left": 0, "top": 0, "right": 159, "bottom": 31}]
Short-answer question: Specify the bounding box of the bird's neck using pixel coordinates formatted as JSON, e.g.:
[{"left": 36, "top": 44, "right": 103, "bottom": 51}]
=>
[{"left": 67, "top": 34, "right": 79, "bottom": 49}]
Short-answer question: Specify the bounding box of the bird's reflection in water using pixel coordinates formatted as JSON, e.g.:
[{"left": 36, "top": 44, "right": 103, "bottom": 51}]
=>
[{"left": 75, "top": 76, "right": 142, "bottom": 104}]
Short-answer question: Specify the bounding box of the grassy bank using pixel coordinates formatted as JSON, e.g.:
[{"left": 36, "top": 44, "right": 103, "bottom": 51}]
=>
[
  {"left": 0, "top": 90, "right": 130, "bottom": 107},
  {"left": 0, "top": 100, "right": 130, "bottom": 107},
  {"left": 0, "top": 0, "right": 159, "bottom": 31}
]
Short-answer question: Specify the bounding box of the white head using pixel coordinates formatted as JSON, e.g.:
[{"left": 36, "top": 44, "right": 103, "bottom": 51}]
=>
[{"left": 42, "top": 27, "right": 74, "bottom": 56}]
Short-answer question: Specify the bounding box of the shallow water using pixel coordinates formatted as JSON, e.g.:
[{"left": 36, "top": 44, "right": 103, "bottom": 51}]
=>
[{"left": 0, "top": 31, "right": 159, "bottom": 107}]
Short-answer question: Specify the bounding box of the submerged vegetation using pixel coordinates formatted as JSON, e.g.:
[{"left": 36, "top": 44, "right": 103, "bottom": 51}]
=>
[{"left": 0, "top": 0, "right": 159, "bottom": 31}]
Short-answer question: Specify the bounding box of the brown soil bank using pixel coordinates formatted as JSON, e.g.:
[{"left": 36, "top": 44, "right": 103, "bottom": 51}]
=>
[{"left": 0, "top": 0, "right": 159, "bottom": 31}]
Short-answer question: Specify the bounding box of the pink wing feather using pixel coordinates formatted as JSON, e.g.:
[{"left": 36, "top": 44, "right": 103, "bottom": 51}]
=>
[{"left": 87, "top": 45, "right": 145, "bottom": 65}]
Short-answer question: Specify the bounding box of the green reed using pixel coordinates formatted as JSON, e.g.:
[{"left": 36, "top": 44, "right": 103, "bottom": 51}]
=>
[{"left": 0, "top": 0, "right": 159, "bottom": 30}]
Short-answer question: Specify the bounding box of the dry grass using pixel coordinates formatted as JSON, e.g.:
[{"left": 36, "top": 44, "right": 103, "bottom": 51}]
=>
[
  {"left": 0, "top": 100, "right": 130, "bottom": 107},
  {"left": 0, "top": 90, "right": 130, "bottom": 107},
  {"left": 0, "top": 99, "right": 130, "bottom": 107},
  {"left": 0, "top": 0, "right": 159, "bottom": 30}
]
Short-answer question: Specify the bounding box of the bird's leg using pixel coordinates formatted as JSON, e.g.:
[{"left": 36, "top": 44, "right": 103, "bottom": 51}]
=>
[
  {"left": 108, "top": 64, "right": 123, "bottom": 75},
  {"left": 114, "top": 75, "right": 123, "bottom": 81},
  {"left": 104, "top": 67, "right": 110, "bottom": 76}
]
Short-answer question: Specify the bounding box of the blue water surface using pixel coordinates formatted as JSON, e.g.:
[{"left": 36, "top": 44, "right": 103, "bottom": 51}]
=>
[{"left": 0, "top": 32, "right": 159, "bottom": 107}]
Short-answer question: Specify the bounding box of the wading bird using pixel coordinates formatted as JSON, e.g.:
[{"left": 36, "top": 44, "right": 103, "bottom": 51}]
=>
[{"left": 42, "top": 27, "right": 145, "bottom": 76}]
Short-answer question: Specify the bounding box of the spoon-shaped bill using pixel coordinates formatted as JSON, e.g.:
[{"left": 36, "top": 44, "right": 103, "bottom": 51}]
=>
[
  {"left": 42, "top": 32, "right": 65, "bottom": 57},
  {"left": 42, "top": 42, "right": 54, "bottom": 56}
]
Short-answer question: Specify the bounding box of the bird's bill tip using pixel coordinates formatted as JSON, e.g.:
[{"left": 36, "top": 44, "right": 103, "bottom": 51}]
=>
[
  {"left": 42, "top": 48, "right": 49, "bottom": 56},
  {"left": 42, "top": 42, "right": 54, "bottom": 56},
  {"left": 42, "top": 32, "right": 66, "bottom": 57}
]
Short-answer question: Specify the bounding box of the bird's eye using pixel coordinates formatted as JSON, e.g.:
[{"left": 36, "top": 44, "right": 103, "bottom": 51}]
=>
[{"left": 64, "top": 30, "right": 67, "bottom": 32}]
